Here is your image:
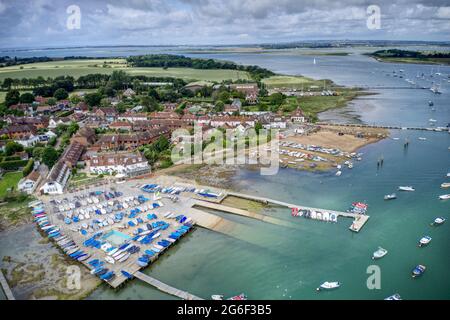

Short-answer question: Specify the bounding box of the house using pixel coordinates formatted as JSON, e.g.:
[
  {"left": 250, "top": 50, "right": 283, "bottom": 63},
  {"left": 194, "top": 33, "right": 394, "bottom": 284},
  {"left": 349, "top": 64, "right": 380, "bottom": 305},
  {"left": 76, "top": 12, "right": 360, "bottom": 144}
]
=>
[
  {"left": 40, "top": 161, "right": 71, "bottom": 195},
  {"left": 74, "top": 102, "right": 89, "bottom": 114},
  {"left": 262, "top": 115, "right": 288, "bottom": 129},
  {"left": 48, "top": 117, "right": 72, "bottom": 129},
  {"left": 94, "top": 128, "right": 170, "bottom": 151},
  {"left": 86, "top": 151, "right": 150, "bottom": 177},
  {"left": 109, "top": 121, "right": 133, "bottom": 131},
  {"left": 210, "top": 116, "right": 255, "bottom": 128},
  {"left": 9, "top": 104, "right": 34, "bottom": 116},
  {"left": 229, "top": 83, "right": 259, "bottom": 104},
  {"left": 117, "top": 112, "right": 148, "bottom": 123},
  {"left": 150, "top": 111, "right": 181, "bottom": 120},
  {"left": 5, "top": 116, "right": 49, "bottom": 129},
  {"left": 15, "top": 134, "right": 40, "bottom": 147},
  {"left": 149, "top": 119, "right": 186, "bottom": 130},
  {"left": 291, "top": 108, "right": 306, "bottom": 123},
  {"left": 94, "top": 107, "right": 118, "bottom": 122},
  {"left": 123, "top": 88, "right": 136, "bottom": 98},
  {"left": 36, "top": 105, "right": 61, "bottom": 115},
  {"left": 61, "top": 142, "right": 85, "bottom": 167},
  {"left": 0, "top": 124, "right": 36, "bottom": 139},
  {"left": 162, "top": 103, "right": 178, "bottom": 111},
  {"left": 181, "top": 113, "right": 197, "bottom": 125},
  {"left": 71, "top": 127, "right": 96, "bottom": 146},
  {"left": 18, "top": 171, "right": 42, "bottom": 194}
]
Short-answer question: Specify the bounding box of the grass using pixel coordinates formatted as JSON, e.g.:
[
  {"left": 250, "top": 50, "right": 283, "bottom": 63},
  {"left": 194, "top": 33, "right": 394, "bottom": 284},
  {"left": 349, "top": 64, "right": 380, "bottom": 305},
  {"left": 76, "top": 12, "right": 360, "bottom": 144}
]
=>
[
  {"left": 0, "top": 59, "right": 251, "bottom": 82},
  {"left": 262, "top": 75, "right": 333, "bottom": 90},
  {"left": 0, "top": 171, "right": 23, "bottom": 198}
]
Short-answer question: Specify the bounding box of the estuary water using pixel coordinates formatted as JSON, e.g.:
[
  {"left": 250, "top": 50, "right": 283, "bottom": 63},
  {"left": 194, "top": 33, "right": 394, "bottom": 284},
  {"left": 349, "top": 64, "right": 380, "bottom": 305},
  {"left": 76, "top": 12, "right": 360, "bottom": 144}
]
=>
[{"left": 3, "top": 46, "right": 449, "bottom": 300}]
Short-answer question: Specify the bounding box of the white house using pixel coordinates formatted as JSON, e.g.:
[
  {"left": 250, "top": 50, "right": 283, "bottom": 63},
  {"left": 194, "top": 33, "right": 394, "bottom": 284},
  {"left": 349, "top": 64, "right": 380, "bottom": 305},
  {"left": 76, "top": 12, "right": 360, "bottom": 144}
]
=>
[
  {"left": 87, "top": 151, "right": 150, "bottom": 177},
  {"left": 117, "top": 112, "right": 148, "bottom": 123},
  {"left": 48, "top": 117, "right": 71, "bottom": 129},
  {"left": 290, "top": 108, "right": 306, "bottom": 123},
  {"left": 123, "top": 88, "right": 136, "bottom": 98},
  {"left": 15, "top": 134, "right": 40, "bottom": 147},
  {"left": 210, "top": 116, "right": 255, "bottom": 128},
  {"left": 40, "top": 161, "right": 71, "bottom": 195},
  {"left": 18, "top": 171, "right": 42, "bottom": 194}
]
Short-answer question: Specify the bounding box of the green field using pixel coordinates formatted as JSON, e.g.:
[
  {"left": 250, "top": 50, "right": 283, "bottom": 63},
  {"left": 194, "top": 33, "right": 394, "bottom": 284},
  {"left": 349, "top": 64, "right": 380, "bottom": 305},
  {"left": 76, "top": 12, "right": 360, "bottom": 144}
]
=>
[
  {"left": 0, "top": 171, "right": 23, "bottom": 198},
  {"left": 0, "top": 59, "right": 251, "bottom": 82},
  {"left": 262, "top": 75, "right": 333, "bottom": 89}
]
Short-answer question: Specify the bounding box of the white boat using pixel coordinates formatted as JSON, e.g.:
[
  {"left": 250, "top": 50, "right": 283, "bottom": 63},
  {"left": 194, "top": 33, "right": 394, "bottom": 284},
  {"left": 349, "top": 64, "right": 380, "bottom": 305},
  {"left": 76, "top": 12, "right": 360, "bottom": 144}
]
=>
[
  {"left": 439, "top": 194, "right": 450, "bottom": 200},
  {"left": 317, "top": 281, "right": 340, "bottom": 291},
  {"left": 211, "top": 295, "right": 224, "bottom": 300},
  {"left": 385, "top": 294, "right": 402, "bottom": 300},
  {"left": 418, "top": 137, "right": 427, "bottom": 141},
  {"left": 432, "top": 217, "right": 446, "bottom": 226},
  {"left": 441, "top": 183, "right": 450, "bottom": 188},
  {"left": 384, "top": 194, "right": 397, "bottom": 200},
  {"left": 392, "top": 138, "right": 400, "bottom": 140},
  {"left": 335, "top": 171, "right": 342, "bottom": 176},
  {"left": 429, "top": 119, "right": 437, "bottom": 123},
  {"left": 419, "top": 236, "right": 432, "bottom": 247},
  {"left": 398, "top": 186, "right": 415, "bottom": 192},
  {"left": 105, "top": 256, "right": 115, "bottom": 264},
  {"left": 372, "top": 247, "right": 388, "bottom": 260},
  {"left": 108, "top": 248, "right": 119, "bottom": 256},
  {"left": 118, "top": 252, "right": 131, "bottom": 263}
]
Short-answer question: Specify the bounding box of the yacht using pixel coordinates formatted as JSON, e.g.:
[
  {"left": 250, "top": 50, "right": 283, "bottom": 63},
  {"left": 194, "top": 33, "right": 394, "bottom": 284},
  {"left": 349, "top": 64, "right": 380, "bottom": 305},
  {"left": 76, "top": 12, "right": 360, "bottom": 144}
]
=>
[{"left": 317, "top": 281, "right": 341, "bottom": 291}]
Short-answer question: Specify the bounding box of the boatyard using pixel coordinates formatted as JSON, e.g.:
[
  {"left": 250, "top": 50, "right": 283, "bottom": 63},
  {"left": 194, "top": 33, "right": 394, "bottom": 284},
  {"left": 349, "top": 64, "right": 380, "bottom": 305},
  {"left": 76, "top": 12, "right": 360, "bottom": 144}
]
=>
[{"left": 31, "top": 174, "right": 372, "bottom": 293}]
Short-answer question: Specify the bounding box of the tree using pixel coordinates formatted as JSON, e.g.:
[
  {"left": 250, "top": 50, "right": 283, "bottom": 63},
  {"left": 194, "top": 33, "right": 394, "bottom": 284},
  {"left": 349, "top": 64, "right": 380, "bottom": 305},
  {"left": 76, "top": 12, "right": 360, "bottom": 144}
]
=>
[
  {"left": 41, "top": 147, "right": 59, "bottom": 168},
  {"left": 5, "top": 89, "right": 20, "bottom": 106},
  {"left": 32, "top": 146, "right": 45, "bottom": 160},
  {"left": 255, "top": 122, "right": 263, "bottom": 134},
  {"left": 5, "top": 141, "right": 24, "bottom": 156},
  {"left": 269, "top": 92, "right": 285, "bottom": 106},
  {"left": 214, "top": 101, "right": 225, "bottom": 112},
  {"left": 84, "top": 92, "right": 102, "bottom": 107},
  {"left": 53, "top": 88, "right": 68, "bottom": 100},
  {"left": 47, "top": 97, "right": 57, "bottom": 106},
  {"left": 116, "top": 102, "right": 128, "bottom": 114},
  {"left": 2, "top": 78, "right": 13, "bottom": 90},
  {"left": 19, "top": 92, "right": 35, "bottom": 104}
]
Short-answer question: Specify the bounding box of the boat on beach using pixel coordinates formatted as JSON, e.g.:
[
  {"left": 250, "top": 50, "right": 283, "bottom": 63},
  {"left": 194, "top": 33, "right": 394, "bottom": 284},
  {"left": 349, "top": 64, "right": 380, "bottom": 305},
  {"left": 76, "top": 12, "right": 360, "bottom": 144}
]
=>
[
  {"left": 412, "top": 265, "right": 426, "bottom": 278},
  {"left": 418, "top": 236, "right": 432, "bottom": 247},
  {"left": 372, "top": 247, "right": 388, "bottom": 260},
  {"left": 317, "top": 281, "right": 341, "bottom": 291}
]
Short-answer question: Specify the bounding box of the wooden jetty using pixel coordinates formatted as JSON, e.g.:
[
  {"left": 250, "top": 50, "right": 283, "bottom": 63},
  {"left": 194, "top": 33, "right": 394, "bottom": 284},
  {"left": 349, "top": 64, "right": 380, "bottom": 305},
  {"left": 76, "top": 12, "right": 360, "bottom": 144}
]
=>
[
  {"left": 0, "top": 270, "right": 15, "bottom": 300},
  {"left": 226, "top": 191, "right": 369, "bottom": 232},
  {"left": 132, "top": 271, "right": 203, "bottom": 300}
]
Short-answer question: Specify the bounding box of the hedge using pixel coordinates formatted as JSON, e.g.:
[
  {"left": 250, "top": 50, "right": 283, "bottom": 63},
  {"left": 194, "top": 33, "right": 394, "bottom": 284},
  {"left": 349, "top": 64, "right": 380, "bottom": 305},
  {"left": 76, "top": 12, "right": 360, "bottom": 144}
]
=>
[
  {"left": 3, "top": 155, "right": 21, "bottom": 161},
  {"left": 22, "top": 158, "right": 34, "bottom": 176},
  {"left": 0, "top": 159, "right": 29, "bottom": 170}
]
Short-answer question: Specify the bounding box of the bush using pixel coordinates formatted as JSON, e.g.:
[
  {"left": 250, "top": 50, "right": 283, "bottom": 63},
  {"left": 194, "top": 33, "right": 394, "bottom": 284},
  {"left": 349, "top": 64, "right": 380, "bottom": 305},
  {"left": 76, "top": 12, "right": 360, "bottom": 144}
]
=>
[
  {"left": 22, "top": 158, "right": 34, "bottom": 176},
  {"left": 0, "top": 159, "right": 29, "bottom": 170}
]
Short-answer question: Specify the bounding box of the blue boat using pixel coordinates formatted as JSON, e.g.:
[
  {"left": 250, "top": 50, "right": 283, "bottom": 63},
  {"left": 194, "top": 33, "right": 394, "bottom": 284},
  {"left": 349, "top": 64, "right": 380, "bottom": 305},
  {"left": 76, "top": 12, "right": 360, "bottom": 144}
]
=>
[
  {"left": 412, "top": 265, "right": 426, "bottom": 278},
  {"left": 121, "top": 270, "right": 134, "bottom": 279}
]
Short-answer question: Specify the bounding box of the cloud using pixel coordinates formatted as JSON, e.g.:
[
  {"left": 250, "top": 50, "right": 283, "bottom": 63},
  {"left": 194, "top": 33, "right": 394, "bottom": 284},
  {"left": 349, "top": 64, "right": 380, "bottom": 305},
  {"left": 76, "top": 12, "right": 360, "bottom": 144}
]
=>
[{"left": 0, "top": 0, "right": 449, "bottom": 48}]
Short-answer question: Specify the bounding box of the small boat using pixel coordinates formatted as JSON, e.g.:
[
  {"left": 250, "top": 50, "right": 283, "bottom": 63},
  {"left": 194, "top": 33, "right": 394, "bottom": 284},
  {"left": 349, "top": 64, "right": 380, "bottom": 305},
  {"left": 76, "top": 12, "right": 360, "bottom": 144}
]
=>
[
  {"left": 441, "top": 183, "right": 450, "bottom": 189},
  {"left": 412, "top": 265, "right": 426, "bottom": 278},
  {"left": 439, "top": 194, "right": 450, "bottom": 200},
  {"left": 418, "top": 137, "right": 427, "bottom": 141},
  {"left": 317, "top": 281, "right": 341, "bottom": 291},
  {"left": 228, "top": 293, "right": 248, "bottom": 300},
  {"left": 105, "top": 256, "right": 115, "bottom": 264},
  {"left": 385, "top": 294, "right": 402, "bottom": 300},
  {"left": 121, "top": 270, "right": 134, "bottom": 279},
  {"left": 335, "top": 171, "right": 342, "bottom": 177},
  {"left": 211, "top": 295, "right": 224, "bottom": 300},
  {"left": 372, "top": 247, "right": 388, "bottom": 260},
  {"left": 431, "top": 217, "right": 446, "bottom": 226},
  {"left": 398, "top": 186, "right": 415, "bottom": 192},
  {"left": 418, "top": 236, "right": 432, "bottom": 247},
  {"left": 384, "top": 194, "right": 397, "bottom": 200},
  {"left": 428, "top": 101, "right": 434, "bottom": 106}
]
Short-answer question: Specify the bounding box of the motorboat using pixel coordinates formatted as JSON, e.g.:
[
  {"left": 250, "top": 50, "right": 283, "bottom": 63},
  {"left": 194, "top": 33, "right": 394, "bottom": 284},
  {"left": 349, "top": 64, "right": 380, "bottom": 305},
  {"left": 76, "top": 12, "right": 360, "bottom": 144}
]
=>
[
  {"left": 105, "top": 256, "right": 115, "bottom": 264},
  {"left": 439, "top": 194, "right": 450, "bottom": 200},
  {"left": 419, "top": 236, "right": 432, "bottom": 247},
  {"left": 372, "top": 247, "right": 388, "bottom": 260},
  {"left": 228, "top": 293, "right": 248, "bottom": 300},
  {"left": 211, "top": 295, "right": 224, "bottom": 300},
  {"left": 385, "top": 294, "right": 402, "bottom": 300},
  {"left": 432, "top": 217, "right": 446, "bottom": 226},
  {"left": 384, "top": 194, "right": 397, "bottom": 200},
  {"left": 412, "top": 265, "right": 426, "bottom": 278},
  {"left": 317, "top": 281, "right": 341, "bottom": 291},
  {"left": 398, "top": 186, "right": 415, "bottom": 192},
  {"left": 441, "top": 183, "right": 450, "bottom": 188},
  {"left": 418, "top": 137, "right": 427, "bottom": 141},
  {"left": 335, "top": 171, "right": 342, "bottom": 176}
]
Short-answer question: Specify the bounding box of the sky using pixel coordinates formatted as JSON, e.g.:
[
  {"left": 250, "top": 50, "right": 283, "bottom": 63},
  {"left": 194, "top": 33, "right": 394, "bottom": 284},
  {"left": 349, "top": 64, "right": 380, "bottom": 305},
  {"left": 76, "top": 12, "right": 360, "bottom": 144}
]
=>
[{"left": 0, "top": 0, "right": 449, "bottom": 48}]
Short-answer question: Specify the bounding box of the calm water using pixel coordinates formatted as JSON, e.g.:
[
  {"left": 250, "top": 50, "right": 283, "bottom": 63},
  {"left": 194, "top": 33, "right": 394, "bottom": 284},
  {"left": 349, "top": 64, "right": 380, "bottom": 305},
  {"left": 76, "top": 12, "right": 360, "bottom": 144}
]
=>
[{"left": 3, "top": 46, "right": 450, "bottom": 300}]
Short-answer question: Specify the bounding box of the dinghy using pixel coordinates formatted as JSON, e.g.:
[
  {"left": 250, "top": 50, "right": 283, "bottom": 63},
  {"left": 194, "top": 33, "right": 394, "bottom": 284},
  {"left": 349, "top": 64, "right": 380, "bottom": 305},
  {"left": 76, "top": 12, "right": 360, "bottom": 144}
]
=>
[
  {"left": 384, "top": 194, "right": 397, "bottom": 200},
  {"left": 372, "top": 247, "right": 388, "bottom": 260},
  {"left": 398, "top": 186, "right": 415, "bottom": 192},
  {"left": 385, "top": 294, "right": 402, "bottom": 300},
  {"left": 418, "top": 236, "right": 432, "bottom": 247},
  {"left": 105, "top": 256, "right": 115, "bottom": 264},
  {"left": 412, "top": 265, "right": 426, "bottom": 278},
  {"left": 431, "top": 217, "right": 446, "bottom": 226},
  {"left": 317, "top": 281, "right": 341, "bottom": 291}
]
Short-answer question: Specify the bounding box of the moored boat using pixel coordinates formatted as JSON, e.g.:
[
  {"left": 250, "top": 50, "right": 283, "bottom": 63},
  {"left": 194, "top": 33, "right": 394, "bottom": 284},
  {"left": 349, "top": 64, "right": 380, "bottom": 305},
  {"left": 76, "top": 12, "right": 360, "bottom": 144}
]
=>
[
  {"left": 385, "top": 293, "right": 402, "bottom": 300},
  {"left": 418, "top": 236, "right": 432, "bottom": 247},
  {"left": 211, "top": 295, "right": 224, "bottom": 300},
  {"left": 441, "top": 183, "right": 450, "bottom": 188},
  {"left": 439, "top": 194, "right": 450, "bottom": 200},
  {"left": 228, "top": 293, "right": 248, "bottom": 300},
  {"left": 398, "top": 186, "right": 415, "bottom": 192},
  {"left": 431, "top": 217, "right": 446, "bottom": 226},
  {"left": 317, "top": 281, "right": 340, "bottom": 291},
  {"left": 372, "top": 247, "right": 388, "bottom": 260},
  {"left": 384, "top": 194, "right": 397, "bottom": 200},
  {"left": 412, "top": 265, "right": 426, "bottom": 278}
]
